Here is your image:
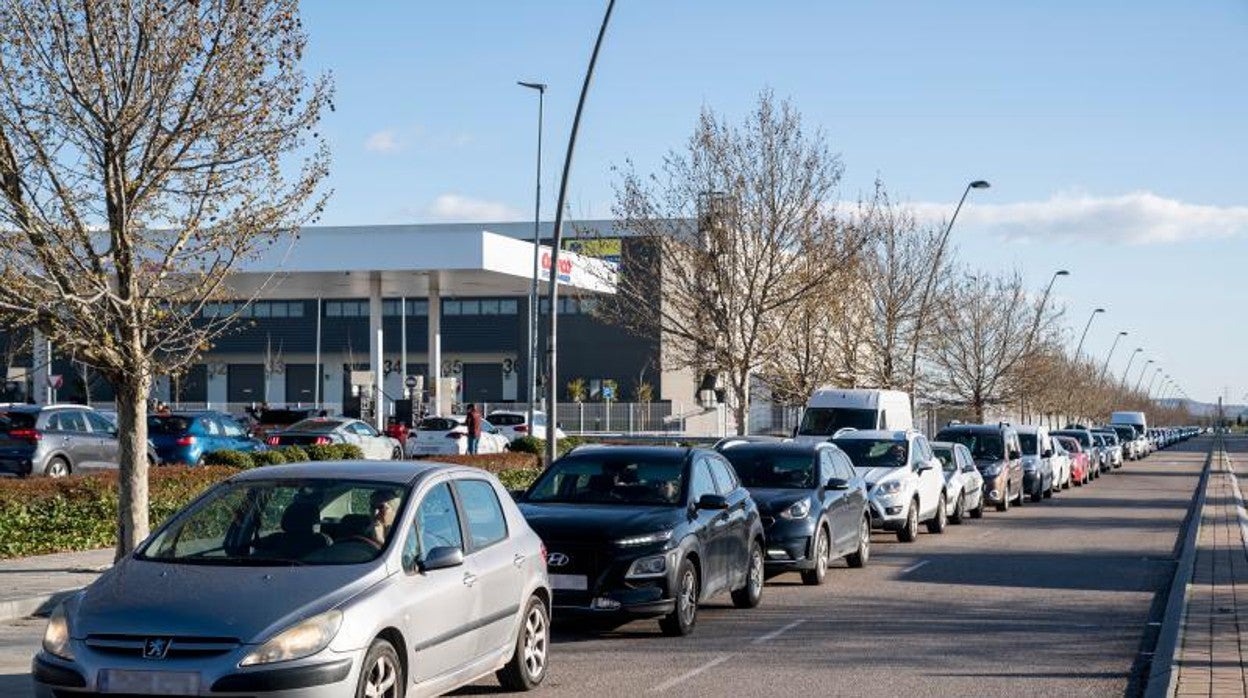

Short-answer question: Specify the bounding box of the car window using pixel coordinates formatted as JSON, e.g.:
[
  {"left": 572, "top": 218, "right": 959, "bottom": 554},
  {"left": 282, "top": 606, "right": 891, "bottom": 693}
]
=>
[
  {"left": 487, "top": 413, "right": 525, "bottom": 426},
  {"left": 819, "top": 451, "right": 836, "bottom": 483},
  {"left": 455, "top": 479, "right": 508, "bottom": 550},
  {"left": 527, "top": 456, "right": 685, "bottom": 505},
  {"left": 832, "top": 439, "right": 909, "bottom": 469},
  {"left": 221, "top": 418, "right": 246, "bottom": 437},
  {"left": 403, "top": 482, "right": 464, "bottom": 570},
  {"left": 203, "top": 417, "right": 222, "bottom": 436},
  {"left": 933, "top": 447, "right": 956, "bottom": 472},
  {"left": 418, "top": 417, "right": 460, "bottom": 432},
  {"left": 688, "top": 461, "right": 717, "bottom": 503},
  {"left": 481, "top": 420, "right": 499, "bottom": 435},
  {"left": 706, "top": 456, "right": 739, "bottom": 495},
  {"left": 85, "top": 412, "right": 115, "bottom": 434},
  {"left": 58, "top": 411, "right": 88, "bottom": 432},
  {"left": 350, "top": 422, "right": 379, "bottom": 437}
]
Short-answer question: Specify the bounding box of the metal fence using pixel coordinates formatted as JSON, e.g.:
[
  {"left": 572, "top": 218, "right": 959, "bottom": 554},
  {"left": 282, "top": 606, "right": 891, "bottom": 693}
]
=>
[{"left": 478, "top": 402, "right": 679, "bottom": 434}]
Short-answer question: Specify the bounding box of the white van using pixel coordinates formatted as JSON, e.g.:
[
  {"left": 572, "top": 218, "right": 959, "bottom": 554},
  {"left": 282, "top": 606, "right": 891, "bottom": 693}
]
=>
[
  {"left": 1110, "top": 411, "right": 1148, "bottom": 436},
  {"left": 794, "top": 388, "right": 914, "bottom": 443}
]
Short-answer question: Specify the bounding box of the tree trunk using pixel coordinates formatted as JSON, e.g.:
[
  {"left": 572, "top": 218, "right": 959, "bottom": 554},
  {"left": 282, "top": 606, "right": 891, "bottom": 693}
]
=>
[
  {"left": 113, "top": 369, "right": 151, "bottom": 561},
  {"left": 733, "top": 376, "right": 751, "bottom": 436}
]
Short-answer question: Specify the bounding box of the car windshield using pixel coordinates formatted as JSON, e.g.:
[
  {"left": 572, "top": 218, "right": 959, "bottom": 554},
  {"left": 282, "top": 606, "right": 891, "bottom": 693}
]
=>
[
  {"left": 832, "top": 439, "right": 908, "bottom": 469},
  {"left": 148, "top": 415, "right": 194, "bottom": 434},
  {"left": 1054, "top": 431, "right": 1091, "bottom": 447},
  {"left": 937, "top": 432, "right": 1004, "bottom": 460},
  {"left": 526, "top": 457, "right": 684, "bottom": 505},
  {"left": 285, "top": 419, "right": 342, "bottom": 433},
  {"left": 1112, "top": 426, "right": 1135, "bottom": 441},
  {"left": 721, "top": 451, "right": 816, "bottom": 489},
  {"left": 932, "top": 447, "right": 956, "bottom": 472},
  {"left": 1056, "top": 437, "right": 1080, "bottom": 453},
  {"left": 0, "top": 411, "right": 36, "bottom": 430},
  {"left": 1018, "top": 433, "right": 1039, "bottom": 455},
  {"left": 139, "top": 479, "right": 408, "bottom": 566},
  {"left": 488, "top": 414, "right": 525, "bottom": 426},
  {"left": 797, "top": 407, "right": 877, "bottom": 436}
]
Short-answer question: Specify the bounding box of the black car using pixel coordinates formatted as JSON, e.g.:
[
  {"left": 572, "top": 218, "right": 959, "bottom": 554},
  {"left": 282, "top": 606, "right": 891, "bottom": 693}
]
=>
[
  {"left": 517, "top": 445, "right": 765, "bottom": 636},
  {"left": 718, "top": 441, "right": 870, "bottom": 585},
  {"left": 934, "top": 423, "right": 1025, "bottom": 512}
]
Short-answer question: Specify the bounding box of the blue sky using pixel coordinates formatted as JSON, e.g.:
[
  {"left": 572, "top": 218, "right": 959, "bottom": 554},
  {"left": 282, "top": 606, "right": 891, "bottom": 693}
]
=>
[{"left": 299, "top": 1, "right": 1247, "bottom": 404}]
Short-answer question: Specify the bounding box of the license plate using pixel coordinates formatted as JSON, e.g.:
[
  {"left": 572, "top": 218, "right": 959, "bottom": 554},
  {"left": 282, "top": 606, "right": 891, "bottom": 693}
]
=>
[
  {"left": 550, "top": 574, "right": 588, "bottom": 591},
  {"left": 98, "top": 669, "right": 200, "bottom": 695}
]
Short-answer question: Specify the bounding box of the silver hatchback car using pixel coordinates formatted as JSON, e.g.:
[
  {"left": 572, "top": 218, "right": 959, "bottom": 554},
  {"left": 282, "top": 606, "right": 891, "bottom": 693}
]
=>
[{"left": 33, "top": 460, "right": 550, "bottom": 698}]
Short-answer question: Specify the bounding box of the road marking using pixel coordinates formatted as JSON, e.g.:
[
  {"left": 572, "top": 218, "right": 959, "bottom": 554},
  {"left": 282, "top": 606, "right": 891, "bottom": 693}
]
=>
[
  {"left": 900, "top": 559, "right": 930, "bottom": 574},
  {"left": 650, "top": 655, "right": 730, "bottom": 693},
  {"left": 751, "top": 619, "right": 805, "bottom": 645}
]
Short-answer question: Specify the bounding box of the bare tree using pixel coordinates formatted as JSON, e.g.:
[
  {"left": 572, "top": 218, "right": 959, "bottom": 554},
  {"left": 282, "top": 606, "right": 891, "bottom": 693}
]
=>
[
  {"left": 0, "top": 0, "right": 330, "bottom": 557},
  {"left": 603, "top": 91, "right": 861, "bottom": 434},
  {"left": 926, "top": 271, "right": 1031, "bottom": 421}
]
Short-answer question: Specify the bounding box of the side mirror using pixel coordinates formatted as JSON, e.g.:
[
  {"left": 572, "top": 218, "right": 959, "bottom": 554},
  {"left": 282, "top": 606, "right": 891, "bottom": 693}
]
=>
[
  {"left": 419, "top": 546, "right": 464, "bottom": 572},
  {"left": 1042, "top": 450, "right": 1053, "bottom": 458},
  {"left": 1009, "top": 450, "right": 1021, "bottom": 460},
  {"left": 825, "top": 477, "right": 850, "bottom": 491},
  {"left": 962, "top": 465, "right": 976, "bottom": 474},
  {"left": 916, "top": 462, "right": 933, "bottom": 472},
  {"left": 696, "top": 493, "right": 730, "bottom": 510}
]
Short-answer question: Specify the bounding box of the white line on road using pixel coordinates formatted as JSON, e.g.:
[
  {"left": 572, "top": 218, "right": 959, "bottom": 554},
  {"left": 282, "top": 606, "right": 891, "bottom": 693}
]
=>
[
  {"left": 900, "top": 559, "right": 930, "bottom": 574},
  {"left": 649, "top": 655, "right": 731, "bottom": 693},
  {"left": 751, "top": 619, "right": 805, "bottom": 645}
]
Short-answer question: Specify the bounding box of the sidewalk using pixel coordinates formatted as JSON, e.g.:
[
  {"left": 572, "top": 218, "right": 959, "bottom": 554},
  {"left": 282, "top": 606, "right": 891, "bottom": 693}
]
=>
[
  {"left": 1172, "top": 442, "right": 1248, "bottom": 697},
  {"left": 0, "top": 548, "right": 112, "bottom": 622}
]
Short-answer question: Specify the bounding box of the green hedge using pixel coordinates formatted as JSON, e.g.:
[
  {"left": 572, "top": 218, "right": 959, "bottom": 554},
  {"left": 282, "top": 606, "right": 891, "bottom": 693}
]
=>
[
  {"left": 0, "top": 467, "right": 237, "bottom": 559},
  {"left": 202, "top": 444, "right": 365, "bottom": 469},
  {"left": 508, "top": 435, "right": 585, "bottom": 459},
  {"left": 412, "top": 452, "right": 539, "bottom": 472}
]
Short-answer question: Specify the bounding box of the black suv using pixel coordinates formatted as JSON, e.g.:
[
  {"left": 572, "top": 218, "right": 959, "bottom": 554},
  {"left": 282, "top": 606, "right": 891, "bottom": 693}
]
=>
[
  {"left": 517, "top": 445, "right": 765, "bottom": 636},
  {"left": 933, "top": 423, "right": 1025, "bottom": 512}
]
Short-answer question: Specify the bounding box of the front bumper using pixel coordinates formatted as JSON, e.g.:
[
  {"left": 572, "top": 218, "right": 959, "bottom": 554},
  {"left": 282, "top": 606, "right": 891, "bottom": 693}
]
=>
[
  {"left": 547, "top": 543, "right": 680, "bottom": 619},
  {"left": 32, "top": 647, "right": 359, "bottom": 697},
  {"left": 868, "top": 494, "right": 910, "bottom": 530},
  {"left": 1023, "top": 471, "right": 1042, "bottom": 494},
  {"left": 981, "top": 473, "right": 1008, "bottom": 504},
  {"left": 761, "top": 518, "right": 818, "bottom": 571}
]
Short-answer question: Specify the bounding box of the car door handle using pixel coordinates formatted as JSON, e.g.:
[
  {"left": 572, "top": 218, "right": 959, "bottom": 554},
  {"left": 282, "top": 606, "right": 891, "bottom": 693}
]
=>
[
  {"left": 513, "top": 554, "right": 526, "bottom": 568},
  {"left": 462, "top": 572, "right": 477, "bottom": 587}
]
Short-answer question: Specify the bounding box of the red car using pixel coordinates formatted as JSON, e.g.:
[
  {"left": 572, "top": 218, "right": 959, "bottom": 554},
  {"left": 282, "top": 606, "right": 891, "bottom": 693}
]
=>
[{"left": 1056, "top": 436, "right": 1090, "bottom": 486}]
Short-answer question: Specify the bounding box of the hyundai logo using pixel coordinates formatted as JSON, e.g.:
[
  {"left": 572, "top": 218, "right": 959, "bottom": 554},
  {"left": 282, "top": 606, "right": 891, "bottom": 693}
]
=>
[
  {"left": 547, "top": 552, "right": 570, "bottom": 568},
  {"left": 143, "top": 637, "right": 172, "bottom": 659}
]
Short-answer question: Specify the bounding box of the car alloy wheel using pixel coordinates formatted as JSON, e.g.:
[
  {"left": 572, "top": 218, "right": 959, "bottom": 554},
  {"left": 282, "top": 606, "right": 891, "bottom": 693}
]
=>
[
  {"left": 997, "top": 485, "right": 1009, "bottom": 512},
  {"left": 927, "top": 493, "right": 947, "bottom": 534},
  {"left": 391, "top": 447, "right": 403, "bottom": 461},
  {"left": 950, "top": 493, "right": 965, "bottom": 525},
  {"left": 44, "top": 457, "right": 69, "bottom": 478},
  {"left": 660, "top": 559, "right": 700, "bottom": 636},
  {"left": 802, "top": 527, "right": 830, "bottom": 585},
  {"left": 499, "top": 595, "right": 549, "bottom": 690},
  {"left": 522, "top": 604, "right": 547, "bottom": 678},
  {"left": 847, "top": 516, "right": 870, "bottom": 568},
  {"left": 897, "top": 502, "right": 919, "bottom": 542},
  {"left": 733, "top": 541, "right": 764, "bottom": 607},
  {"left": 356, "top": 639, "right": 403, "bottom": 698}
]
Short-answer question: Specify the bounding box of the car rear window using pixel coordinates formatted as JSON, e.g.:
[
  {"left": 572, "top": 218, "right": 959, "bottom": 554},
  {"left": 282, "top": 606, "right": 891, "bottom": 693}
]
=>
[
  {"left": 284, "top": 419, "right": 342, "bottom": 433},
  {"left": 935, "top": 431, "right": 1005, "bottom": 460},
  {"left": 418, "top": 418, "right": 461, "bottom": 432},
  {"left": 487, "top": 414, "right": 525, "bottom": 426},
  {"left": 148, "top": 416, "right": 194, "bottom": 434},
  {"left": 0, "top": 412, "right": 37, "bottom": 430}
]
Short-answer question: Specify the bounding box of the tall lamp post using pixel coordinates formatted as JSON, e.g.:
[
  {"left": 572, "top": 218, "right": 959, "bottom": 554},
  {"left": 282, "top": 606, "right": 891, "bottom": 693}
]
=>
[
  {"left": 544, "top": 0, "right": 617, "bottom": 466},
  {"left": 908, "top": 179, "right": 990, "bottom": 403},
  {"left": 1145, "top": 367, "right": 1164, "bottom": 396},
  {"left": 518, "top": 80, "right": 547, "bottom": 435},
  {"left": 1099, "top": 331, "right": 1128, "bottom": 381},
  {"left": 1024, "top": 269, "right": 1069, "bottom": 353},
  {"left": 1134, "top": 359, "right": 1154, "bottom": 392},
  {"left": 1073, "top": 308, "right": 1105, "bottom": 361},
  {"left": 1122, "top": 348, "right": 1143, "bottom": 386}
]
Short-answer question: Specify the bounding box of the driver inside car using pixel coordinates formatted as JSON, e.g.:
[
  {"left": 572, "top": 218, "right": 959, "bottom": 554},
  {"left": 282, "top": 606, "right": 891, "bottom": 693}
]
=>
[{"left": 368, "top": 489, "right": 402, "bottom": 545}]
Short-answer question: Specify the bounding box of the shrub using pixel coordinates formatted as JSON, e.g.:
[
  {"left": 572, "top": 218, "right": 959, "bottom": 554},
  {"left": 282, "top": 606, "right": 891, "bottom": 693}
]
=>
[
  {"left": 507, "top": 435, "right": 585, "bottom": 460},
  {"left": 413, "top": 452, "right": 540, "bottom": 472},
  {"left": 202, "top": 449, "right": 255, "bottom": 469},
  {"left": 497, "top": 468, "right": 541, "bottom": 492},
  {"left": 0, "top": 467, "right": 238, "bottom": 559},
  {"left": 304, "top": 443, "right": 364, "bottom": 461},
  {"left": 278, "top": 446, "right": 309, "bottom": 463},
  {"left": 251, "top": 450, "right": 288, "bottom": 467}
]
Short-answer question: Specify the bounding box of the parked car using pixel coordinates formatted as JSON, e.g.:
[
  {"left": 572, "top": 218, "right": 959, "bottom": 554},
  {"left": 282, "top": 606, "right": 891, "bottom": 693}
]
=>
[
  {"left": 931, "top": 441, "right": 985, "bottom": 521},
  {"left": 34, "top": 461, "right": 551, "bottom": 697},
  {"left": 794, "top": 388, "right": 914, "bottom": 442},
  {"left": 406, "top": 416, "right": 510, "bottom": 457},
  {"left": 1014, "top": 426, "right": 1056, "bottom": 502},
  {"left": 0, "top": 404, "right": 152, "bottom": 478},
  {"left": 717, "top": 441, "right": 870, "bottom": 585},
  {"left": 1107, "top": 424, "right": 1143, "bottom": 461},
  {"left": 247, "top": 407, "right": 317, "bottom": 439},
  {"left": 1049, "top": 436, "right": 1073, "bottom": 490},
  {"left": 517, "top": 445, "right": 765, "bottom": 636},
  {"left": 1053, "top": 429, "right": 1102, "bottom": 479},
  {"left": 1092, "top": 430, "right": 1125, "bottom": 468},
  {"left": 487, "top": 410, "right": 567, "bottom": 442},
  {"left": 1054, "top": 435, "right": 1089, "bottom": 486},
  {"left": 267, "top": 417, "right": 403, "bottom": 460},
  {"left": 831, "top": 429, "right": 948, "bottom": 542},
  {"left": 148, "top": 411, "right": 265, "bottom": 465},
  {"left": 934, "top": 423, "right": 1025, "bottom": 512}
]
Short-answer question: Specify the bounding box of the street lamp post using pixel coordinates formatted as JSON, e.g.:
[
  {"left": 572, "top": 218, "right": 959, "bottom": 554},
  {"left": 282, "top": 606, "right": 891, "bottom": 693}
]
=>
[
  {"left": 1099, "top": 331, "right": 1128, "bottom": 381},
  {"left": 1134, "top": 359, "right": 1154, "bottom": 393},
  {"left": 1145, "top": 367, "right": 1163, "bottom": 395},
  {"left": 544, "top": 0, "right": 618, "bottom": 467},
  {"left": 1024, "top": 270, "right": 1069, "bottom": 353},
  {"left": 907, "top": 179, "right": 990, "bottom": 403},
  {"left": 1122, "top": 348, "right": 1143, "bottom": 386},
  {"left": 518, "top": 80, "right": 547, "bottom": 436},
  {"left": 1073, "top": 308, "right": 1105, "bottom": 361}
]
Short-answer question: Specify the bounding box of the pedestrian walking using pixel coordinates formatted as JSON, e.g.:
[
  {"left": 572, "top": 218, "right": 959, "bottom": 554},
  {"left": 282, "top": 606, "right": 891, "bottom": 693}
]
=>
[{"left": 465, "top": 403, "right": 481, "bottom": 455}]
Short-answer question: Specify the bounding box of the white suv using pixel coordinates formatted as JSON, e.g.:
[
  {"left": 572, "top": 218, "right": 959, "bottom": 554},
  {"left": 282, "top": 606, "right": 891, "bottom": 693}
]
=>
[{"left": 831, "top": 430, "right": 949, "bottom": 542}]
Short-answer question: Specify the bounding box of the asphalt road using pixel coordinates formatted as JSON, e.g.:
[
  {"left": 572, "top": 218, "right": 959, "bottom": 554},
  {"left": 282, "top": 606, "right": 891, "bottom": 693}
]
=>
[{"left": 0, "top": 437, "right": 1210, "bottom": 697}]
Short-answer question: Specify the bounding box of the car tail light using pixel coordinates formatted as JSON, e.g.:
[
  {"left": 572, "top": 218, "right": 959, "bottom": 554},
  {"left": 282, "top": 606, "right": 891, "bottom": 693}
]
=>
[
  {"left": 446, "top": 433, "right": 463, "bottom": 440},
  {"left": 175, "top": 435, "right": 196, "bottom": 447},
  {"left": 313, "top": 436, "right": 331, "bottom": 445},
  {"left": 514, "top": 425, "right": 528, "bottom": 433},
  {"left": 266, "top": 436, "right": 280, "bottom": 447},
  {"left": 8, "top": 428, "right": 41, "bottom": 443}
]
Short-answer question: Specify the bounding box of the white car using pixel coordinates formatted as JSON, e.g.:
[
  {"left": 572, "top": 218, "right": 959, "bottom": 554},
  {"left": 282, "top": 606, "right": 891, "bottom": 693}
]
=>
[
  {"left": 1048, "top": 436, "right": 1072, "bottom": 490},
  {"left": 268, "top": 417, "right": 403, "bottom": 460},
  {"left": 932, "top": 441, "right": 985, "bottom": 521},
  {"left": 486, "top": 410, "right": 567, "bottom": 442},
  {"left": 831, "top": 429, "right": 949, "bottom": 542},
  {"left": 406, "top": 415, "right": 510, "bottom": 457}
]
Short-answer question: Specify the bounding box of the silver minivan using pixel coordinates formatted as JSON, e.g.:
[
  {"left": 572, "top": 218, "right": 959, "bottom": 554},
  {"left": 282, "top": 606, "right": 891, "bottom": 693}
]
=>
[{"left": 34, "top": 461, "right": 551, "bottom": 697}]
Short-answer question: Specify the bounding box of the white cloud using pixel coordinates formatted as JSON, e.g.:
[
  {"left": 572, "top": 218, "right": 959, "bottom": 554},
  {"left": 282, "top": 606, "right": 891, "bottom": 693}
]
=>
[
  {"left": 424, "top": 194, "right": 524, "bottom": 222},
  {"left": 364, "top": 129, "right": 402, "bottom": 153},
  {"left": 910, "top": 191, "right": 1248, "bottom": 245}
]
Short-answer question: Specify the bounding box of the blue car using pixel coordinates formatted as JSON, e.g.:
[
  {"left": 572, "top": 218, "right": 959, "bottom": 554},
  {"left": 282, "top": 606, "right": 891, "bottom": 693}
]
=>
[{"left": 148, "top": 411, "right": 264, "bottom": 465}]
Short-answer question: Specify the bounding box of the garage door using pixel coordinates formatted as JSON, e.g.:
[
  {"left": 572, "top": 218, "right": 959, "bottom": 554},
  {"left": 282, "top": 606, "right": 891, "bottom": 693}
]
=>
[
  {"left": 227, "top": 364, "right": 265, "bottom": 403},
  {"left": 285, "top": 364, "right": 318, "bottom": 405},
  {"left": 461, "top": 363, "right": 503, "bottom": 403}
]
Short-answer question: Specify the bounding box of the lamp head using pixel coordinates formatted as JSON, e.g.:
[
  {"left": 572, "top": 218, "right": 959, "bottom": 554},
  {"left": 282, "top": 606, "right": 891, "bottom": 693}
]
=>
[
  {"left": 517, "top": 81, "right": 547, "bottom": 92},
  {"left": 1055, "top": 270, "right": 1070, "bottom": 277},
  {"left": 970, "top": 180, "right": 990, "bottom": 189}
]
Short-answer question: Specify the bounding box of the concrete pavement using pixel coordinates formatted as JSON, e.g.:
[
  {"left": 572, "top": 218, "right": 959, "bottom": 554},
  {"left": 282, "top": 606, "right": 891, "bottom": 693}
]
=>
[{"left": 0, "top": 548, "right": 111, "bottom": 623}]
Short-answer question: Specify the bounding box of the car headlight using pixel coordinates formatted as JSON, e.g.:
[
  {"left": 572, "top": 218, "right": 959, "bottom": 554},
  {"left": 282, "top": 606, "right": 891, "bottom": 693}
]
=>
[
  {"left": 779, "top": 500, "right": 811, "bottom": 520},
  {"left": 615, "top": 530, "right": 673, "bottom": 547},
  {"left": 240, "top": 610, "right": 342, "bottom": 666},
  {"left": 626, "top": 554, "right": 670, "bottom": 578},
  {"left": 42, "top": 603, "right": 74, "bottom": 661},
  {"left": 876, "top": 481, "right": 903, "bottom": 495}
]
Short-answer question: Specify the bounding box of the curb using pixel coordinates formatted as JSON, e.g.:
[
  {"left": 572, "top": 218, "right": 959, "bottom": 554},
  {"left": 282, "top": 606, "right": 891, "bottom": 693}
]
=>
[
  {"left": 0, "top": 587, "right": 83, "bottom": 623},
  {"left": 1143, "top": 436, "right": 1218, "bottom": 698}
]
